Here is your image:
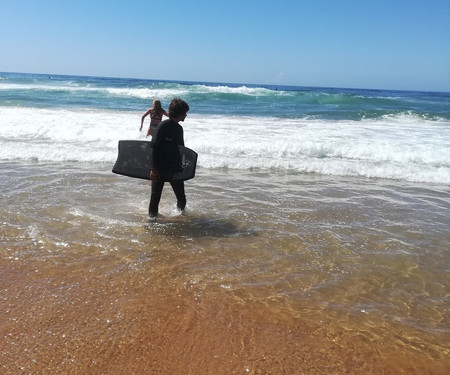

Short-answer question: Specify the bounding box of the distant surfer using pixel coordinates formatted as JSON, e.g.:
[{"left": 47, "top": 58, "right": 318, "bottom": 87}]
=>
[
  {"left": 148, "top": 98, "right": 190, "bottom": 217},
  {"left": 140, "top": 99, "right": 168, "bottom": 137}
]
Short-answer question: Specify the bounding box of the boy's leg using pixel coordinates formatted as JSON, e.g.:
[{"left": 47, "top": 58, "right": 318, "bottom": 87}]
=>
[
  {"left": 149, "top": 180, "right": 165, "bottom": 216},
  {"left": 170, "top": 180, "right": 186, "bottom": 211}
]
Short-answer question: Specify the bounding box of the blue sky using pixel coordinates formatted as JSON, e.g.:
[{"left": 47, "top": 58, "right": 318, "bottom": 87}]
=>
[{"left": 1, "top": 0, "right": 449, "bottom": 91}]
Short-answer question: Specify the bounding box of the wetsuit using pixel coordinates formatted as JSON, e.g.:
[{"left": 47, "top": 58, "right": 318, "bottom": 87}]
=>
[{"left": 149, "top": 119, "right": 186, "bottom": 216}]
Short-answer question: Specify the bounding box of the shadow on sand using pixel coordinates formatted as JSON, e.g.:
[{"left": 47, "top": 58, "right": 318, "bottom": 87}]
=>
[{"left": 145, "top": 214, "right": 259, "bottom": 239}]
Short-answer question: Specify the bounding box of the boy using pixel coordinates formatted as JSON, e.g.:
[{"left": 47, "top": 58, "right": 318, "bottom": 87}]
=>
[{"left": 148, "top": 98, "right": 190, "bottom": 217}]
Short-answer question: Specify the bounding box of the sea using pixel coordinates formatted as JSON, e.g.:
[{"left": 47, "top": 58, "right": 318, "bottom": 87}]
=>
[{"left": 0, "top": 72, "right": 449, "bottom": 374}]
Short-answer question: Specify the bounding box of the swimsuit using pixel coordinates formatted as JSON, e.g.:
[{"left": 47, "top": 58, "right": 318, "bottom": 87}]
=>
[{"left": 151, "top": 111, "right": 163, "bottom": 122}]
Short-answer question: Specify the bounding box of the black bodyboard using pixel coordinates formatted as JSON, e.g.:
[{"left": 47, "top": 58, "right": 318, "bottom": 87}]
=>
[{"left": 112, "top": 140, "right": 197, "bottom": 181}]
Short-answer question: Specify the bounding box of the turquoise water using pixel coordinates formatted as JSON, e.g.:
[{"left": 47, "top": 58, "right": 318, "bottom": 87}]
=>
[{"left": 1, "top": 72, "right": 449, "bottom": 120}]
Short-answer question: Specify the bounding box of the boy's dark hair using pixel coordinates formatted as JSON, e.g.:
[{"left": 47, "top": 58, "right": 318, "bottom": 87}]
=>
[{"left": 168, "top": 98, "right": 189, "bottom": 118}]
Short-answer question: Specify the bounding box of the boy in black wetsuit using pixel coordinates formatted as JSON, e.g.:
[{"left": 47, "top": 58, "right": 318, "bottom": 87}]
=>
[{"left": 148, "top": 98, "right": 190, "bottom": 217}]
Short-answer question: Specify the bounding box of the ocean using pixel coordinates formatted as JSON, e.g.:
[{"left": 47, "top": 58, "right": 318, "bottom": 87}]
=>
[{"left": 0, "top": 72, "right": 449, "bottom": 374}]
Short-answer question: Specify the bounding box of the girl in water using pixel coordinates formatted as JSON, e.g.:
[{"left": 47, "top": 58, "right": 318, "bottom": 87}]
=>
[{"left": 139, "top": 100, "right": 168, "bottom": 137}]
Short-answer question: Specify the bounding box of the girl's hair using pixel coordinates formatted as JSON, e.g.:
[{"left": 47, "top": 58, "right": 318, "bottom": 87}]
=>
[{"left": 153, "top": 100, "right": 163, "bottom": 116}]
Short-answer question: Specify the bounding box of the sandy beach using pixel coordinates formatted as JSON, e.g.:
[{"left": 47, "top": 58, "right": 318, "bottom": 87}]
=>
[
  {"left": 1, "top": 254, "right": 448, "bottom": 375},
  {"left": 1, "top": 161, "right": 449, "bottom": 374}
]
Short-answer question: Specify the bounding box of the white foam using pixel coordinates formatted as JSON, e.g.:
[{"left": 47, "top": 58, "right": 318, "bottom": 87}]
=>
[
  {"left": 1, "top": 107, "right": 449, "bottom": 183},
  {"left": 0, "top": 82, "right": 190, "bottom": 101},
  {"left": 192, "top": 84, "right": 274, "bottom": 96},
  {"left": 0, "top": 81, "right": 273, "bottom": 99}
]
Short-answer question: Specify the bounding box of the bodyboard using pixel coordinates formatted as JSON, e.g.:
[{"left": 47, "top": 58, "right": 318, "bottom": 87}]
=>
[{"left": 112, "top": 140, "right": 197, "bottom": 181}]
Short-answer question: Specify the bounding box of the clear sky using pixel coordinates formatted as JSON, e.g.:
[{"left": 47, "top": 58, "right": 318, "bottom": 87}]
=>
[{"left": 1, "top": 0, "right": 449, "bottom": 92}]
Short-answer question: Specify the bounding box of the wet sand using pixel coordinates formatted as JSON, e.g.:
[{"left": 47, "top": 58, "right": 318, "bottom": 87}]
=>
[
  {"left": 1, "top": 255, "right": 448, "bottom": 375},
  {"left": 1, "top": 162, "right": 449, "bottom": 374}
]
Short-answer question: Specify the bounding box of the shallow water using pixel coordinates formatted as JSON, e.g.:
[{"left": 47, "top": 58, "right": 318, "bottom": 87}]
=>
[{"left": 1, "top": 161, "right": 449, "bottom": 373}]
